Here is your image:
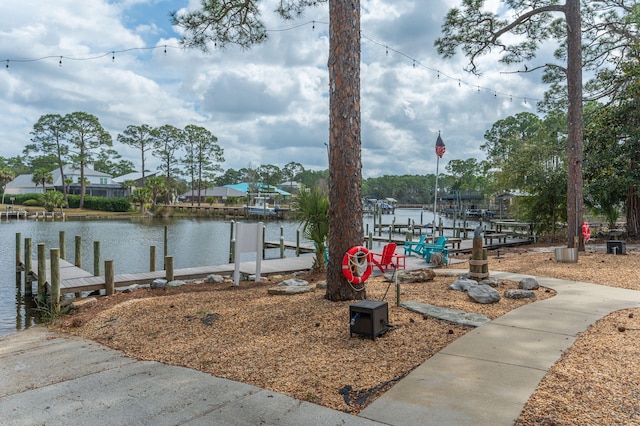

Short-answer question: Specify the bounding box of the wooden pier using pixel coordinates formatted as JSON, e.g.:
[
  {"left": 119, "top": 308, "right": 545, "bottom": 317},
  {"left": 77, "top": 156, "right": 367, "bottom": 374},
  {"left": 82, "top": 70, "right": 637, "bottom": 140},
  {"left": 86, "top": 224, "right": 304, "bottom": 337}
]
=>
[{"left": 27, "top": 256, "right": 315, "bottom": 295}]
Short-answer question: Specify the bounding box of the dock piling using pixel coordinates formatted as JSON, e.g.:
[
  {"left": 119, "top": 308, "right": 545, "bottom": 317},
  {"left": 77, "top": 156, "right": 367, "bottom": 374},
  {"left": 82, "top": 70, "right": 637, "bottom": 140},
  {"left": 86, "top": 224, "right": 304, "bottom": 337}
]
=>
[
  {"left": 150, "top": 245, "right": 156, "bottom": 272},
  {"left": 24, "top": 238, "right": 32, "bottom": 294},
  {"left": 37, "top": 243, "right": 46, "bottom": 298},
  {"left": 50, "top": 248, "right": 60, "bottom": 315},
  {"left": 59, "top": 231, "right": 66, "bottom": 260},
  {"left": 93, "top": 241, "right": 101, "bottom": 276},
  {"left": 75, "top": 235, "right": 82, "bottom": 268},
  {"left": 165, "top": 256, "right": 174, "bottom": 281},
  {"left": 105, "top": 260, "right": 114, "bottom": 295}
]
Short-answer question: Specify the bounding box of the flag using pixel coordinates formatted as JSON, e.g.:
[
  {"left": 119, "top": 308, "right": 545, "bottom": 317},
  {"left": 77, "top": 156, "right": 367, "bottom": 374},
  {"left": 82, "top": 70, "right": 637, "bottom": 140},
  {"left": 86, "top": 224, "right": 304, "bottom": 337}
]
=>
[{"left": 435, "top": 133, "right": 446, "bottom": 158}]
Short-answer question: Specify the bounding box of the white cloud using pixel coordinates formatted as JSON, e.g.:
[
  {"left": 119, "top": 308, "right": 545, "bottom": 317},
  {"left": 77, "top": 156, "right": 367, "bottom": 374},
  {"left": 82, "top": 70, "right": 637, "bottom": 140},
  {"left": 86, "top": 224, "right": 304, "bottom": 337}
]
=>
[{"left": 0, "top": 0, "right": 551, "bottom": 178}]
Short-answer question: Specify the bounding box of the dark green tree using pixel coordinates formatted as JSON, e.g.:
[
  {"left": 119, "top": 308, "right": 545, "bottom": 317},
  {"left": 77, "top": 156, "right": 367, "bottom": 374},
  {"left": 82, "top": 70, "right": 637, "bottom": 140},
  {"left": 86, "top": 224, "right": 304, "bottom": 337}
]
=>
[
  {"left": 25, "top": 114, "right": 70, "bottom": 206},
  {"left": 151, "top": 125, "right": 185, "bottom": 205},
  {"left": 117, "top": 124, "right": 154, "bottom": 186},
  {"left": 182, "top": 125, "right": 224, "bottom": 206},
  {"left": 64, "top": 112, "right": 112, "bottom": 208}
]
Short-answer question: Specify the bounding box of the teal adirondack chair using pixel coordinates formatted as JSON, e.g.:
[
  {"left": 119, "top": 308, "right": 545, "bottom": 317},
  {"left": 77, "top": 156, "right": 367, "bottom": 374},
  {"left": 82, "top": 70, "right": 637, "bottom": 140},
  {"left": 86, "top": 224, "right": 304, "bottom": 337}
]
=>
[
  {"left": 404, "top": 235, "right": 428, "bottom": 257},
  {"left": 424, "top": 236, "right": 448, "bottom": 265}
]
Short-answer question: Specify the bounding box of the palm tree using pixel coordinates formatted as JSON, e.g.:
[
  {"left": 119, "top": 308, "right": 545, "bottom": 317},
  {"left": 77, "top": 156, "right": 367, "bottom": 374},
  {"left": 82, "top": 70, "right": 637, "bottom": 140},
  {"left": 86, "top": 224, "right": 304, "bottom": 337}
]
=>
[
  {"left": 32, "top": 168, "right": 53, "bottom": 191},
  {"left": 293, "top": 187, "right": 329, "bottom": 273},
  {"left": 130, "top": 187, "right": 152, "bottom": 213},
  {"left": 0, "top": 166, "right": 15, "bottom": 189}
]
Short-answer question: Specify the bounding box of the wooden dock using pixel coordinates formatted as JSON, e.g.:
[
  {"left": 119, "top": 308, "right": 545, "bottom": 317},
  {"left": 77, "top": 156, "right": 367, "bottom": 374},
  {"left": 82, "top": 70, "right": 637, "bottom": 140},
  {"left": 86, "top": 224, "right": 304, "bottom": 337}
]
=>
[{"left": 29, "top": 257, "right": 315, "bottom": 295}]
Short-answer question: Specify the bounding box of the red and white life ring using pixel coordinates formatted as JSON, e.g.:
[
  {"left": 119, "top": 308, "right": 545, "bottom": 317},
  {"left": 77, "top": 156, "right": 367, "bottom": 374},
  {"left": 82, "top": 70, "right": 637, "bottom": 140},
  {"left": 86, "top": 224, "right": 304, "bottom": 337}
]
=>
[
  {"left": 341, "top": 246, "right": 373, "bottom": 284},
  {"left": 582, "top": 221, "right": 591, "bottom": 242}
]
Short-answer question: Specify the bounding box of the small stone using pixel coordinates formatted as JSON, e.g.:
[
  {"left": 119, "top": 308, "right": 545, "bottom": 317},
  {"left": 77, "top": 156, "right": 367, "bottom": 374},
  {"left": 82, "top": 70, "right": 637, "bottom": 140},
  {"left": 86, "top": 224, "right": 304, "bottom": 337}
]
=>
[
  {"left": 504, "top": 289, "right": 536, "bottom": 299},
  {"left": 519, "top": 277, "right": 540, "bottom": 290},
  {"left": 205, "top": 274, "right": 224, "bottom": 284},
  {"left": 150, "top": 278, "right": 167, "bottom": 289},
  {"left": 168, "top": 280, "right": 187, "bottom": 287},
  {"left": 278, "top": 278, "right": 309, "bottom": 287}
]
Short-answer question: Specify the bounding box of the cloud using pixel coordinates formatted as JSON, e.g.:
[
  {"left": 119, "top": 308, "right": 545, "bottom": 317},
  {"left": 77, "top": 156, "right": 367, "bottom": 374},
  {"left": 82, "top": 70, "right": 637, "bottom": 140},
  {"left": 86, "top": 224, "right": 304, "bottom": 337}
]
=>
[{"left": 1, "top": 0, "right": 550, "bottom": 179}]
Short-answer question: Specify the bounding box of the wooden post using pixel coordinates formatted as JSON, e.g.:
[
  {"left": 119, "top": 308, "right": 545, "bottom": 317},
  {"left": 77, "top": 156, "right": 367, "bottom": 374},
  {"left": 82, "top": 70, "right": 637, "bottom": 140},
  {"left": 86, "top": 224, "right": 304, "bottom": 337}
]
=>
[
  {"left": 50, "top": 248, "right": 60, "bottom": 316},
  {"left": 262, "top": 225, "right": 266, "bottom": 259},
  {"left": 37, "top": 243, "right": 46, "bottom": 298},
  {"left": 74, "top": 235, "right": 82, "bottom": 268},
  {"left": 368, "top": 232, "right": 373, "bottom": 250},
  {"left": 16, "top": 232, "right": 22, "bottom": 268},
  {"left": 163, "top": 225, "right": 168, "bottom": 268},
  {"left": 229, "top": 221, "right": 235, "bottom": 263},
  {"left": 165, "top": 256, "right": 174, "bottom": 281},
  {"left": 93, "top": 241, "right": 101, "bottom": 276},
  {"left": 150, "top": 245, "right": 156, "bottom": 272},
  {"left": 296, "top": 230, "right": 300, "bottom": 257},
  {"left": 15, "top": 232, "right": 22, "bottom": 288},
  {"left": 279, "top": 226, "right": 285, "bottom": 259},
  {"left": 24, "top": 237, "right": 32, "bottom": 294},
  {"left": 59, "top": 231, "right": 66, "bottom": 260},
  {"left": 105, "top": 260, "right": 114, "bottom": 296}
]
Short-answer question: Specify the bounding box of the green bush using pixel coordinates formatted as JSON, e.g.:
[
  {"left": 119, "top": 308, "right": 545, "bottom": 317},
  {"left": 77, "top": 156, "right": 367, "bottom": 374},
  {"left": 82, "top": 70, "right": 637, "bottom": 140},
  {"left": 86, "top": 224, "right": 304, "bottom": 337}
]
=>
[
  {"left": 67, "top": 194, "right": 131, "bottom": 212},
  {"left": 23, "top": 199, "right": 42, "bottom": 207}
]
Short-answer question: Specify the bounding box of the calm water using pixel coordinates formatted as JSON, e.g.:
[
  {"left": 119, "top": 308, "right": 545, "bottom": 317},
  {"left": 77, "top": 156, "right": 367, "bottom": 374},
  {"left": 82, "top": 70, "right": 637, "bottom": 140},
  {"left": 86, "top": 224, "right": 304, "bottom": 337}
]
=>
[{"left": 0, "top": 209, "right": 472, "bottom": 337}]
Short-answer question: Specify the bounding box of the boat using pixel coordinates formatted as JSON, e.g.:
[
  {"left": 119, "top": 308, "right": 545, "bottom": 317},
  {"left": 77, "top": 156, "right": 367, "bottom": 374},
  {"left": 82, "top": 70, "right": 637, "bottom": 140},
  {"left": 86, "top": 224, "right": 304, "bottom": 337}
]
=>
[{"left": 244, "top": 196, "right": 280, "bottom": 216}]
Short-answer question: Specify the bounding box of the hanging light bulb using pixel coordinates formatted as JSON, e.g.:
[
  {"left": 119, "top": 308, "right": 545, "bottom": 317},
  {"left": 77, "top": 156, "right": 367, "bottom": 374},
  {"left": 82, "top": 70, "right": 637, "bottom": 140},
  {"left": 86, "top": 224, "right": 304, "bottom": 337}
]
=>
[
  {"left": 5, "top": 60, "right": 9, "bottom": 70},
  {"left": 59, "top": 56, "right": 63, "bottom": 67},
  {"left": 112, "top": 51, "right": 115, "bottom": 62}
]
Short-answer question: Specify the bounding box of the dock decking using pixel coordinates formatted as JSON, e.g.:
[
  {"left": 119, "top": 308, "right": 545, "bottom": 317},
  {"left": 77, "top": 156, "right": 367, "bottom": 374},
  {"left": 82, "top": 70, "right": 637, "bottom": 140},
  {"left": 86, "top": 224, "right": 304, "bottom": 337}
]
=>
[{"left": 30, "top": 257, "right": 316, "bottom": 295}]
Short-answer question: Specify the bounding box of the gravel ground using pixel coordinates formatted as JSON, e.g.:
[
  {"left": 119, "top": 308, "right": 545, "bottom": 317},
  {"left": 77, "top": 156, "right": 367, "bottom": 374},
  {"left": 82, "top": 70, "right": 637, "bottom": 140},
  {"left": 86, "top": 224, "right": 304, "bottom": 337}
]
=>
[{"left": 56, "top": 241, "right": 640, "bottom": 423}]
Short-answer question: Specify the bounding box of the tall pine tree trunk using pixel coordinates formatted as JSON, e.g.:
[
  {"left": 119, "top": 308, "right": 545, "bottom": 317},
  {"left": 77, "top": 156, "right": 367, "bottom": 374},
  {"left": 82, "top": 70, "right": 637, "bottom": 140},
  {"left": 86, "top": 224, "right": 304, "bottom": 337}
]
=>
[
  {"left": 627, "top": 156, "right": 640, "bottom": 238},
  {"left": 566, "top": 0, "right": 584, "bottom": 249},
  {"left": 326, "top": 0, "right": 365, "bottom": 301}
]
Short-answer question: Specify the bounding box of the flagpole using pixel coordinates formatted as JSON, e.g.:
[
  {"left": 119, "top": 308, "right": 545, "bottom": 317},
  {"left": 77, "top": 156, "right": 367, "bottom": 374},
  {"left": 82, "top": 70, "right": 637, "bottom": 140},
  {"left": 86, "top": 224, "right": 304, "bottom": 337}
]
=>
[{"left": 433, "top": 155, "right": 440, "bottom": 226}]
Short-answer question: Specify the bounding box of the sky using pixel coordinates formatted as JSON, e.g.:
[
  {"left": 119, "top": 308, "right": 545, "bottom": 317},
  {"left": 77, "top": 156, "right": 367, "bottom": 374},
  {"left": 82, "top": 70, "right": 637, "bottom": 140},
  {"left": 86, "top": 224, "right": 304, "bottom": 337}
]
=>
[{"left": 0, "top": 0, "right": 551, "bottom": 179}]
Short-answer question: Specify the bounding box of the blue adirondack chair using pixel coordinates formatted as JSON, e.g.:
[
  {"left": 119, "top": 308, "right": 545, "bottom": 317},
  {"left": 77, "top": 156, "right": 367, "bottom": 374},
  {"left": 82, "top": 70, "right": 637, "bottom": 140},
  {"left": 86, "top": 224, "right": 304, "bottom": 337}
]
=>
[
  {"left": 404, "top": 235, "right": 428, "bottom": 257},
  {"left": 424, "top": 236, "right": 448, "bottom": 265}
]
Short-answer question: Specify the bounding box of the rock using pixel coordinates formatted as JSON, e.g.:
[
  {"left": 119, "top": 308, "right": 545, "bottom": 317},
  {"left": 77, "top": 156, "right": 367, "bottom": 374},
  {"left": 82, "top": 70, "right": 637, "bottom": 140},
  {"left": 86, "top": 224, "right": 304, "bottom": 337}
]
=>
[
  {"left": 268, "top": 285, "right": 315, "bottom": 295},
  {"left": 394, "top": 269, "right": 436, "bottom": 283},
  {"left": 479, "top": 277, "right": 500, "bottom": 287},
  {"left": 205, "top": 274, "right": 224, "bottom": 284},
  {"left": 71, "top": 297, "right": 98, "bottom": 310},
  {"left": 519, "top": 277, "right": 540, "bottom": 290},
  {"left": 168, "top": 280, "right": 187, "bottom": 287},
  {"left": 401, "top": 301, "right": 491, "bottom": 327},
  {"left": 449, "top": 278, "right": 477, "bottom": 292},
  {"left": 150, "top": 278, "right": 167, "bottom": 289},
  {"left": 270, "top": 274, "right": 284, "bottom": 281},
  {"left": 504, "top": 289, "right": 537, "bottom": 299},
  {"left": 121, "top": 284, "right": 140, "bottom": 293},
  {"left": 468, "top": 284, "right": 501, "bottom": 304},
  {"left": 315, "top": 280, "right": 327, "bottom": 289},
  {"left": 278, "top": 278, "right": 309, "bottom": 287}
]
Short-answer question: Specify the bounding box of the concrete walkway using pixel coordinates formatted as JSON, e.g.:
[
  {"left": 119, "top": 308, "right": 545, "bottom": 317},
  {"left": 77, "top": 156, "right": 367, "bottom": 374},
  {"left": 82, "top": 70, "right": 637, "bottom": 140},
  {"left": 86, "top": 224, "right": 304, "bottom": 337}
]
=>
[
  {"left": 359, "top": 269, "right": 640, "bottom": 425},
  {"left": 3, "top": 269, "right": 640, "bottom": 425}
]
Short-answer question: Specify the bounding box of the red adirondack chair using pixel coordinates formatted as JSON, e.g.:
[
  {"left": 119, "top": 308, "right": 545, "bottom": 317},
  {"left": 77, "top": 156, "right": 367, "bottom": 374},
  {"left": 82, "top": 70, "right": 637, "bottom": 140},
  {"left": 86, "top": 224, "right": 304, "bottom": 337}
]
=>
[{"left": 370, "top": 243, "right": 406, "bottom": 273}]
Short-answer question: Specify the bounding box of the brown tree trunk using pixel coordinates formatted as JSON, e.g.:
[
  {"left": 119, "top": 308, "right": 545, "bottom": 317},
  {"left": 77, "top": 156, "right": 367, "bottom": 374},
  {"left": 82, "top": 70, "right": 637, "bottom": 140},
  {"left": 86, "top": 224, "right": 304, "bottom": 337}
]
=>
[
  {"left": 627, "top": 174, "right": 640, "bottom": 238},
  {"left": 565, "top": 0, "right": 584, "bottom": 249},
  {"left": 326, "top": 0, "right": 364, "bottom": 301}
]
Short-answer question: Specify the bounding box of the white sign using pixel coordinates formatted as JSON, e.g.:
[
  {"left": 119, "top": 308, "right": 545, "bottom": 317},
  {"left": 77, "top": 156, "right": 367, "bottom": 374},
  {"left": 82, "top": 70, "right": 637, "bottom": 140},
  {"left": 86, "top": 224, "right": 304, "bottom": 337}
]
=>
[{"left": 233, "top": 222, "right": 263, "bottom": 286}]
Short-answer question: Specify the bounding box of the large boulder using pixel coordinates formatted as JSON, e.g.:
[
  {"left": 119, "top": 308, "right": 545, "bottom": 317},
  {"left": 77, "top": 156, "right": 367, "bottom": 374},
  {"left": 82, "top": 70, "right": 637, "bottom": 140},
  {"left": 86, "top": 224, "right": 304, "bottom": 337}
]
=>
[{"left": 468, "top": 284, "right": 501, "bottom": 304}]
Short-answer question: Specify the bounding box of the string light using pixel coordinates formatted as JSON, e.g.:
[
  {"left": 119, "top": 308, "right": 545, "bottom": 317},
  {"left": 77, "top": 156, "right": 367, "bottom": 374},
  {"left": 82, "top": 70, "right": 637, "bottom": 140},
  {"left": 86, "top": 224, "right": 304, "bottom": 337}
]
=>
[{"left": 2, "top": 20, "right": 535, "bottom": 104}]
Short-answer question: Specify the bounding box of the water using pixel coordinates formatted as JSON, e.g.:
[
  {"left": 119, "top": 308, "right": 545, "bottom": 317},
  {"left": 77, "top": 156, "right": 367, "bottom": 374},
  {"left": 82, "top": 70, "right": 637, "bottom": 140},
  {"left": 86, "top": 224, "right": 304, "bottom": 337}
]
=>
[{"left": 0, "top": 209, "right": 475, "bottom": 337}]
